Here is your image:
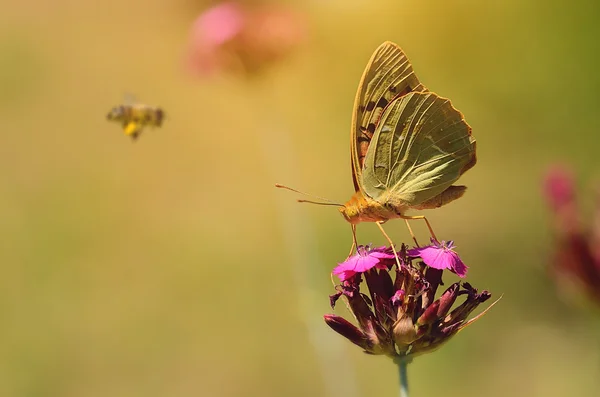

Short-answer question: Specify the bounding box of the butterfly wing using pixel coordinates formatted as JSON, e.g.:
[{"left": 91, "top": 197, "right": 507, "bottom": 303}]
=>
[
  {"left": 361, "top": 91, "right": 476, "bottom": 208},
  {"left": 351, "top": 42, "right": 427, "bottom": 193}
]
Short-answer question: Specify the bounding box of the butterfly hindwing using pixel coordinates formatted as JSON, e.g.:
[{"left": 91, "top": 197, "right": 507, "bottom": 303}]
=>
[
  {"left": 351, "top": 42, "right": 427, "bottom": 193},
  {"left": 361, "top": 91, "right": 476, "bottom": 207}
]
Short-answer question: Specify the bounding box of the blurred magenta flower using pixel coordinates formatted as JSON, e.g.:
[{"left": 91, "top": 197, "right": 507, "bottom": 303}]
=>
[
  {"left": 325, "top": 245, "right": 494, "bottom": 359},
  {"left": 544, "top": 165, "right": 576, "bottom": 213},
  {"left": 408, "top": 239, "right": 468, "bottom": 278},
  {"left": 543, "top": 165, "right": 600, "bottom": 304},
  {"left": 186, "top": 1, "right": 306, "bottom": 77}
]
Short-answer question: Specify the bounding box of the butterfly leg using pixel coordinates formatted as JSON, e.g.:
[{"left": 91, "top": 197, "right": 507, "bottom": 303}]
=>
[
  {"left": 403, "top": 219, "right": 420, "bottom": 247},
  {"left": 376, "top": 221, "right": 401, "bottom": 268},
  {"left": 399, "top": 215, "right": 438, "bottom": 244},
  {"left": 347, "top": 224, "right": 357, "bottom": 258}
]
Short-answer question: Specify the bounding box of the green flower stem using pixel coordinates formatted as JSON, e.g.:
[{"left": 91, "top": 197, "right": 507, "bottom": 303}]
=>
[
  {"left": 395, "top": 357, "right": 409, "bottom": 397},
  {"left": 254, "top": 81, "right": 360, "bottom": 397}
]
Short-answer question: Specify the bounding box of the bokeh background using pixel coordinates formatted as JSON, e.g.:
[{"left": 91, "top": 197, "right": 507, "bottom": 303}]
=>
[{"left": 2, "top": 0, "right": 600, "bottom": 396}]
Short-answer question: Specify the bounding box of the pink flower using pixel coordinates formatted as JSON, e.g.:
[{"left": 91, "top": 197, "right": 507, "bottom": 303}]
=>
[
  {"left": 542, "top": 164, "right": 600, "bottom": 305},
  {"left": 332, "top": 246, "right": 395, "bottom": 282},
  {"left": 407, "top": 239, "right": 468, "bottom": 278},
  {"left": 193, "top": 2, "right": 244, "bottom": 47},
  {"left": 543, "top": 165, "right": 576, "bottom": 212},
  {"left": 185, "top": 1, "right": 306, "bottom": 77},
  {"left": 325, "top": 244, "right": 494, "bottom": 358},
  {"left": 185, "top": 2, "right": 244, "bottom": 76}
]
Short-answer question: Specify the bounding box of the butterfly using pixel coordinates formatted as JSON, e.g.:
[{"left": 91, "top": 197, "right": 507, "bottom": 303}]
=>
[
  {"left": 278, "top": 42, "right": 476, "bottom": 252},
  {"left": 339, "top": 41, "right": 477, "bottom": 248},
  {"left": 106, "top": 96, "right": 165, "bottom": 141}
]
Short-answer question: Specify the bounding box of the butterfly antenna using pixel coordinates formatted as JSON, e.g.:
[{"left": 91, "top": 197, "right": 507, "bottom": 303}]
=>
[{"left": 275, "top": 184, "right": 344, "bottom": 207}]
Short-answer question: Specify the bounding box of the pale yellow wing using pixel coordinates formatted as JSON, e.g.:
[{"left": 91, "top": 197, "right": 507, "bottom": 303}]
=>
[
  {"left": 351, "top": 42, "right": 427, "bottom": 193},
  {"left": 362, "top": 91, "right": 476, "bottom": 207}
]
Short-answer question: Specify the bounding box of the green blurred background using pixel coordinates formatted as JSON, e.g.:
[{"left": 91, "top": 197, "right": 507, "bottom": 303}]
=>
[{"left": 1, "top": 0, "right": 600, "bottom": 396}]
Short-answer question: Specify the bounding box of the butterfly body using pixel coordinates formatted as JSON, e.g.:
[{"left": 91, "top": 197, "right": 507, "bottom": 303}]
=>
[
  {"left": 341, "top": 191, "right": 407, "bottom": 224},
  {"left": 341, "top": 182, "right": 469, "bottom": 225},
  {"left": 342, "top": 42, "right": 476, "bottom": 226}
]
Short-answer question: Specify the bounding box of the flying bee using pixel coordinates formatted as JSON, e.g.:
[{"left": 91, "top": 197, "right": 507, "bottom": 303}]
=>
[{"left": 106, "top": 102, "right": 165, "bottom": 141}]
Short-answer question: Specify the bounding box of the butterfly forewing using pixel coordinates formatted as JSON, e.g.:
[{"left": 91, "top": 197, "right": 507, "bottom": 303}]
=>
[
  {"left": 362, "top": 91, "right": 476, "bottom": 207},
  {"left": 351, "top": 42, "right": 427, "bottom": 192}
]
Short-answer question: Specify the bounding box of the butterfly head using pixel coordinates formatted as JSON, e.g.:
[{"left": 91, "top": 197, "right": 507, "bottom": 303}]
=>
[
  {"left": 339, "top": 204, "right": 361, "bottom": 224},
  {"left": 339, "top": 192, "right": 372, "bottom": 225}
]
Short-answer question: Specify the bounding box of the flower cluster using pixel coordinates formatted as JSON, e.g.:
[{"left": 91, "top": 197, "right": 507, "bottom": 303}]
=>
[
  {"left": 324, "top": 244, "right": 493, "bottom": 359},
  {"left": 543, "top": 166, "right": 600, "bottom": 304}
]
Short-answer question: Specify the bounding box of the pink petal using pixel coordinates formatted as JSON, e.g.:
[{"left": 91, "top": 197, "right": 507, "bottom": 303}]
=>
[
  {"left": 411, "top": 246, "right": 452, "bottom": 270},
  {"left": 450, "top": 252, "right": 468, "bottom": 278},
  {"left": 354, "top": 255, "right": 382, "bottom": 272},
  {"left": 408, "top": 244, "right": 469, "bottom": 278},
  {"left": 332, "top": 255, "right": 378, "bottom": 279},
  {"left": 332, "top": 257, "right": 360, "bottom": 281},
  {"left": 370, "top": 251, "right": 396, "bottom": 260},
  {"left": 370, "top": 246, "right": 395, "bottom": 254},
  {"left": 332, "top": 269, "right": 356, "bottom": 282},
  {"left": 191, "top": 2, "right": 244, "bottom": 47},
  {"left": 332, "top": 246, "right": 394, "bottom": 282}
]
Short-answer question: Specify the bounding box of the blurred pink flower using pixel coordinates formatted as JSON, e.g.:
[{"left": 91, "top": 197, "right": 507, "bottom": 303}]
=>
[
  {"left": 185, "top": 1, "right": 306, "bottom": 77},
  {"left": 408, "top": 239, "right": 468, "bottom": 278},
  {"left": 543, "top": 165, "right": 600, "bottom": 305},
  {"left": 332, "top": 245, "right": 395, "bottom": 282},
  {"left": 544, "top": 165, "right": 576, "bottom": 213}
]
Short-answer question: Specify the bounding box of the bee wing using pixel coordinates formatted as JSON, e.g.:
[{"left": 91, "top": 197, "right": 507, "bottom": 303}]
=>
[{"left": 123, "top": 92, "right": 138, "bottom": 106}]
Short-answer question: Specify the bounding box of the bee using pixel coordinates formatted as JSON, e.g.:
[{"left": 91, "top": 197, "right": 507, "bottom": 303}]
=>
[{"left": 106, "top": 102, "right": 165, "bottom": 141}]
